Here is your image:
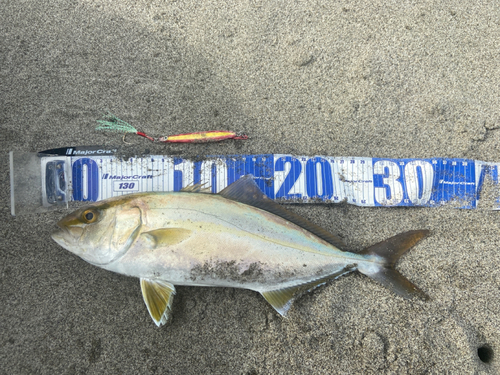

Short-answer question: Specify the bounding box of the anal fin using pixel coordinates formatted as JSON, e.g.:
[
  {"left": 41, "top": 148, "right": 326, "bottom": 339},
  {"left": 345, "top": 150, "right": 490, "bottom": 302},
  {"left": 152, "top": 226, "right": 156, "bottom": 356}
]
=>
[
  {"left": 140, "top": 278, "right": 176, "bottom": 326},
  {"left": 261, "top": 288, "right": 297, "bottom": 317},
  {"left": 261, "top": 267, "right": 353, "bottom": 316}
]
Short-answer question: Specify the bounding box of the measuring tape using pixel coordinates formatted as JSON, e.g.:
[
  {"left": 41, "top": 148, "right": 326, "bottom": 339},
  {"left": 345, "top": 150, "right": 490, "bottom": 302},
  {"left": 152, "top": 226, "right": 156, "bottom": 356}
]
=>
[{"left": 9, "top": 146, "right": 500, "bottom": 215}]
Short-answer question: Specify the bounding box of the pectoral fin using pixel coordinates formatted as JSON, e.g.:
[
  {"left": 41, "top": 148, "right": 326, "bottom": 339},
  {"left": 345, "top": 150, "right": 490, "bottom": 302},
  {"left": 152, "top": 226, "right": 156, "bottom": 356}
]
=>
[
  {"left": 141, "top": 228, "right": 192, "bottom": 248},
  {"left": 140, "top": 278, "right": 176, "bottom": 327}
]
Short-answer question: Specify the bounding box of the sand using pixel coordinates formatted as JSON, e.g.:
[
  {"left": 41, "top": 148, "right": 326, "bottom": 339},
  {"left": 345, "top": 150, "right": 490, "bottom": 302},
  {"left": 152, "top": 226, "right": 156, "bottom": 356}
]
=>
[{"left": 1, "top": 0, "right": 499, "bottom": 373}]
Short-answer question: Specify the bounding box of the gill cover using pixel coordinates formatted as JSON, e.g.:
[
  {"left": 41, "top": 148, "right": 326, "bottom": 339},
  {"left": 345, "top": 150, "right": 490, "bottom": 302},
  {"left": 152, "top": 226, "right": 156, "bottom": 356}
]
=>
[
  {"left": 55, "top": 203, "right": 143, "bottom": 265},
  {"left": 104, "top": 206, "right": 143, "bottom": 264}
]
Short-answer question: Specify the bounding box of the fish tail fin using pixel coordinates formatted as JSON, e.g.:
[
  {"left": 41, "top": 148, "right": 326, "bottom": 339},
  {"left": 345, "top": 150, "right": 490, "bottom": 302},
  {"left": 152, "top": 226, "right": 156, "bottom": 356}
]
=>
[{"left": 358, "top": 230, "right": 430, "bottom": 300}]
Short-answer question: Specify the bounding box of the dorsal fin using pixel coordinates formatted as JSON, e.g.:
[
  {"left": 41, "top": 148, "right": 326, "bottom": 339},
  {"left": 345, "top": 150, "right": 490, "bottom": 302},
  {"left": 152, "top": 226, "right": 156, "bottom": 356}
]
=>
[
  {"left": 219, "top": 175, "right": 346, "bottom": 249},
  {"left": 180, "top": 182, "right": 212, "bottom": 193}
]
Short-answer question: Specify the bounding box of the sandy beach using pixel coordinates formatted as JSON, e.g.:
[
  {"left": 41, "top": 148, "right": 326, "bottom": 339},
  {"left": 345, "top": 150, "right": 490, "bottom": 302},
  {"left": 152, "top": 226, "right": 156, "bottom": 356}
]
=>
[{"left": 1, "top": 0, "right": 499, "bottom": 373}]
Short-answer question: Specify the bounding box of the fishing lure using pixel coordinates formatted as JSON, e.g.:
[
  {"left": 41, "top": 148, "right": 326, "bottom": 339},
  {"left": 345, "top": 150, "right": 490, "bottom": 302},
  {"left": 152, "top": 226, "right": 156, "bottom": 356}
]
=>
[{"left": 96, "top": 113, "right": 248, "bottom": 143}]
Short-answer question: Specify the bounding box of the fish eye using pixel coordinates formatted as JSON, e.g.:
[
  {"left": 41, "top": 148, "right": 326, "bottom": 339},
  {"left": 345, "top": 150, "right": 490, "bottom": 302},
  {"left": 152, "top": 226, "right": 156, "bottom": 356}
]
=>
[{"left": 82, "top": 209, "right": 98, "bottom": 224}]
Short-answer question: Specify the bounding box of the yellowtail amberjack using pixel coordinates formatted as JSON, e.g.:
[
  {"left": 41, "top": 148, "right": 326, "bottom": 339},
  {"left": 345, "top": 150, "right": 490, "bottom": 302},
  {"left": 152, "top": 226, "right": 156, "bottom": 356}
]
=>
[{"left": 52, "top": 175, "right": 429, "bottom": 326}]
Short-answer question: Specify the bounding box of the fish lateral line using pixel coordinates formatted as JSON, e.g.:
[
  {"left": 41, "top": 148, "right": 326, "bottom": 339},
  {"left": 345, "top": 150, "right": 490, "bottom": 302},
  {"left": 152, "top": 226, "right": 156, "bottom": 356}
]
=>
[{"left": 144, "top": 206, "right": 351, "bottom": 259}]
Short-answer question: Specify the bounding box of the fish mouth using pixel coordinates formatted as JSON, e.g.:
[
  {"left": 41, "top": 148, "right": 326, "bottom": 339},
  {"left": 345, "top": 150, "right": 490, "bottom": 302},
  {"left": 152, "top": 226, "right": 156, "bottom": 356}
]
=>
[
  {"left": 51, "top": 231, "right": 66, "bottom": 248},
  {"left": 51, "top": 222, "right": 82, "bottom": 249},
  {"left": 51, "top": 227, "right": 72, "bottom": 249}
]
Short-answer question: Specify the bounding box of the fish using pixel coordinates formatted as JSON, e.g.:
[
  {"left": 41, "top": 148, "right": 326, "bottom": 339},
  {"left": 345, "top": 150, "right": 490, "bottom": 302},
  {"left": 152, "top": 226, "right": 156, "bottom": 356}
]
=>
[{"left": 51, "top": 175, "right": 429, "bottom": 327}]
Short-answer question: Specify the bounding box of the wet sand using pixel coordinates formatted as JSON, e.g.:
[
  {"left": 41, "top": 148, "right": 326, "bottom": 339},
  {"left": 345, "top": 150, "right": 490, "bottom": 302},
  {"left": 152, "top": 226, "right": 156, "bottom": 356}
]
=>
[{"left": 1, "top": 0, "right": 499, "bottom": 373}]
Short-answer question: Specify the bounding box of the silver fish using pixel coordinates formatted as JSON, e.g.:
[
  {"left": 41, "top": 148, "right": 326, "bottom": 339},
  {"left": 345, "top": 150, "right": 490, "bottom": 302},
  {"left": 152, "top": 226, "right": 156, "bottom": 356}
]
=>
[{"left": 52, "top": 175, "right": 429, "bottom": 326}]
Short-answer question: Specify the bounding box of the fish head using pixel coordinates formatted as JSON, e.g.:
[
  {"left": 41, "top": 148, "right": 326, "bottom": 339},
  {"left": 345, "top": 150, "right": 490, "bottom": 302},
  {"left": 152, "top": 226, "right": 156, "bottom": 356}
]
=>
[{"left": 51, "top": 198, "right": 143, "bottom": 266}]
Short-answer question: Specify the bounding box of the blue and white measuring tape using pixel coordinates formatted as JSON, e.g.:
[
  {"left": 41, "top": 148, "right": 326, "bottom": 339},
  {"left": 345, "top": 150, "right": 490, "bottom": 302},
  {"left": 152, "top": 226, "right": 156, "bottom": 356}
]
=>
[{"left": 34, "top": 146, "right": 499, "bottom": 211}]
